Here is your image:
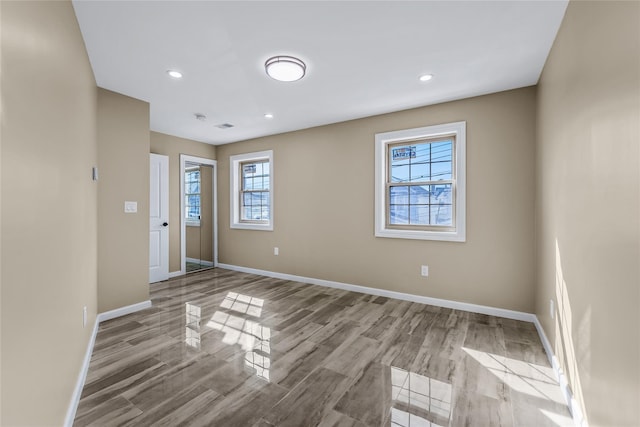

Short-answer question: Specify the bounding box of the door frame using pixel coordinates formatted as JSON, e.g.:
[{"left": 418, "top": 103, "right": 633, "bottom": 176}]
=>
[{"left": 180, "top": 154, "right": 218, "bottom": 275}]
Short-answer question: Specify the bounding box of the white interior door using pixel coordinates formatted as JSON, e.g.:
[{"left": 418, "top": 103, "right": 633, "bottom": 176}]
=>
[{"left": 150, "top": 153, "right": 169, "bottom": 283}]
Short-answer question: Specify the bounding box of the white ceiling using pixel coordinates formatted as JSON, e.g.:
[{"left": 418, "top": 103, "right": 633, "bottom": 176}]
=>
[{"left": 72, "top": 1, "right": 568, "bottom": 145}]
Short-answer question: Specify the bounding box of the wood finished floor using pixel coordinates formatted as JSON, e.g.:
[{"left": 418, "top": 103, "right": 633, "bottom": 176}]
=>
[{"left": 74, "top": 268, "right": 572, "bottom": 426}]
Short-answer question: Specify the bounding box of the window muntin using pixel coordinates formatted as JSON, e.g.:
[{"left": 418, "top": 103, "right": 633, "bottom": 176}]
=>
[
  {"left": 185, "top": 167, "right": 201, "bottom": 225},
  {"left": 387, "top": 137, "right": 455, "bottom": 230},
  {"left": 240, "top": 160, "right": 270, "bottom": 223}
]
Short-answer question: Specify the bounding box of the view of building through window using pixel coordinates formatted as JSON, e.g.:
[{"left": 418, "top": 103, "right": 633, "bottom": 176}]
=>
[
  {"left": 241, "top": 160, "right": 270, "bottom": 222},
  {"left": 388, "top": 138, "right": 454, "bottom": 227}
]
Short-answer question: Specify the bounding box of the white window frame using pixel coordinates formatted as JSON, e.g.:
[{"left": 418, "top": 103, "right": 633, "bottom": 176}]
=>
[
  {"left": 375, "top": 121, "right": 466, "bottom": 242},
  {"left": 230, "top": 150, "right": 274, "bottom": 231}
]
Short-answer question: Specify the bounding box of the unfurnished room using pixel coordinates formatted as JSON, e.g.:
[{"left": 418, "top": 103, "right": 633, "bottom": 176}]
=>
[{"left": 1, "top": 1, "right": 638, "bottom": 426}]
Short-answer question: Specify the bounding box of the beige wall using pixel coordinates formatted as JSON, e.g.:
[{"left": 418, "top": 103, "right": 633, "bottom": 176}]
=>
[
  {"left": 535, "top": 1, "right": 640, "bottom": 425},
  {"left": 186, "top": 165, "right": 214, "bottom": 263},
  {"left": 217, "top": 87, "right": 537, "bottom": 312},
  {"left": 97, "top": 89, "right": 150, "bottom": 312},
  {"left": 150, "top": 131, "right": 216, "bottom": 272},
  {"left": 1, "top": 1, "right": 98, "bottom": 425}
]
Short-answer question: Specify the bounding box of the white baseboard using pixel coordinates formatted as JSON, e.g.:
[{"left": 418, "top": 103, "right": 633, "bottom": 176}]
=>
[
  {"left": 217, "top": 263, "right": 535, "bottom": 322},
  {"left": 63, "top": 316, "right": 100, "bottom": 427},
  {"left": 186, "top": 257, "right": 214, "bottom": 267},
  {"left": 168, "top": 270, "right": 183, "bottom": 279},
  {"left": 533, "top": 317, "right": 586, "bottom": 427},
  {"left": 97, "top": 300, "right": 152, "bottom": 323},
  {"left": 64, "top": 300, "right": 152, "bottom": 427}
]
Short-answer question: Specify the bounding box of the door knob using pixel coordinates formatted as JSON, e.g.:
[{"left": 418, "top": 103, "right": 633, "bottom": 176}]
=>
[{"left": 162, "top": 222, "right": 168, "bottom": 227}]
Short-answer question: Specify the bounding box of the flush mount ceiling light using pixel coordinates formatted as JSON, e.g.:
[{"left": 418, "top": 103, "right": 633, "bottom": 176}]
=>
[
  {"left": 265, "top": 56, "right": 306, "bottom": 82},
  {"left": 419, "top": 74, "right": 433, "bottom": 82},
  {"left": 264, "top": 113, "right": 274, "bottom": 119},
  {"left": 167, "top": 70, "right": 183, "bottom": 79}
]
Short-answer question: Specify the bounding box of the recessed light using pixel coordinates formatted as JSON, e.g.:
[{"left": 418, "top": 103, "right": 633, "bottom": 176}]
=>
[
  {"left": 167, "top": 70, "right": 183, "bottom": 79},
  {"left": 264, "top": 113, "right": 274, "bottom": 119},
  {"left": 265, "top": 56, "right": 306, "bottom": 82},
  {"left": 419, "top": 74, "right": 433, "bottom": 82}
]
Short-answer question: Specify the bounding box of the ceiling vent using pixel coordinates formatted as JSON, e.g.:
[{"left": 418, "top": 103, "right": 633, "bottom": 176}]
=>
[{"left": 215, "top": 123, "right": 234, "bottom": 129}]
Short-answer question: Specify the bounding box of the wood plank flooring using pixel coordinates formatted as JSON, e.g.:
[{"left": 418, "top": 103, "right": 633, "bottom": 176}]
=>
[{"left": 74, "top": 268, "right": 573, "bottom": 426}]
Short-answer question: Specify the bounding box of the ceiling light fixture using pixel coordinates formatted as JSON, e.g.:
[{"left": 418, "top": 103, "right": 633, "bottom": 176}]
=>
[
  {"left": 419, "top": 74, "right": 433, "bottom": 82},
  {"left": 264, "top": 113, "right": 274, "bottom": 119},
  {"left": 265, "top": 56, "right": 306, "bottom": 82},
  {"left": 167, "top": 70, "right": 183, "bottom": 79}
]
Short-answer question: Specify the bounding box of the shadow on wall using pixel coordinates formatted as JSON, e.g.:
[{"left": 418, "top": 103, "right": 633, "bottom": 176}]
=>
[{"left": 554, "top": 239, "right": 589, "bottom": 425}]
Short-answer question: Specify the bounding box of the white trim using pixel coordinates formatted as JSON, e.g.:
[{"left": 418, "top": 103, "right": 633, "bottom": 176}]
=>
[
  {"left": 229, "top": 150, "right": 274, "bottom": 231},
  {"left": 374, "top": 121, "right": 466, "bottom": 242},
  {"left": 217, "top": 263, "right": 532, "bottom": 322},
  {"left": 64, "top": 317, "right": 100, "bottom": 427},
  {"left": 168, "top": 270, "right": 183, "bottom": 279},
  {"left": 180, "top": 155, "right": 218, "bottom": 276},
  {"left": 64, "top": 300, "right": 152, "bottom": 427},
  {"left": 96, "top": 300, "right": 152, "bottom": 323},
  {"left": 185, "top": 257, "right": 214, "bottom": 267},
  {"left": 533, "top": 317, "right": 587, "bottom": 427}
]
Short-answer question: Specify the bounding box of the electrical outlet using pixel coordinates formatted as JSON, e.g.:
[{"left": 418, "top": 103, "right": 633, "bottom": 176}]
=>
[
  {"left": 421, "top": 265, "right": 429, "bottom": 277},
  {"left": 83, "top": 306, "right": 88, "bottom": 327},
  {"left": 550, "top": 299, "right": 555, "bottom": 319},
  {"left": 274, "top": 247, "right": 279, "bottom": 256}
]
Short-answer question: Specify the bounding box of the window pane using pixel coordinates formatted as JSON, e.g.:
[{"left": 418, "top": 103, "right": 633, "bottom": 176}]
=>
[
  {"left": 261, "top": 206, "right": 270, "bottom": 220},
  {"left": 430, "top": 204, "right": 452, "bottom": 226},
  {"left": 430, "top": 184, "right": 452, "bottom": 205},
  {"left": 390, "top": 186, "right": 408, "bottom": 204},
  {"left": 430, "top": 141, "right": 452, "bottom": 162},
  {"left": 414, "top": 144, "right": 431, "bottom": 163},
  {"left": 389, "top": 204, "right": 409, "bottom": 225},
  {"left": 410, "top": 162, "right": 429, "bottom": 182},
  {"left": 410, "top": 205, "right": 429, "bottom": 225},
  {"left": 390, "top": 144, "right": 414, "bottom": 166},
  {"left": 243, "top": 177, "right": 253, "bottom": 191},
  {"left": 431, "top": 161, "right": 452, "bottom": 181},
  {"left": 253, "top": 176, "right": 266, "bottom": 191},
  {"left": 241, "top": 206, "right": 251, "bottom": 221},
  {"left": 409, "top": 185, "right": 430, "bottom": 205},
  {"left": 390, "top": 164, "right": 410, "bottom": 183},
  {"left": 251, "top": 206, "right": 262, "bottom": 220}
]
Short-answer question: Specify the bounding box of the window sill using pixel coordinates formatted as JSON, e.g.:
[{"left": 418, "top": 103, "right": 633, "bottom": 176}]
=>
[
  {"left": 231, "top": 222, "right": 273, "bottom": 231},
  {"left": 375, "top": 227, "right": 465, "bottom": 242}
]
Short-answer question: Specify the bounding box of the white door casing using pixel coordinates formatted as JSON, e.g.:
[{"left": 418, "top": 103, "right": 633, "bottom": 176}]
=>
[{"left": 150, "top": 153, "right": 169, "bottom": 283}]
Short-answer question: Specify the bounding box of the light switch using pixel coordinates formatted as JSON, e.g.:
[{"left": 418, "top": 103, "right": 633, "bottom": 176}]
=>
[{"left": 124, "top": 201, "right": 137, "bottom": 213}]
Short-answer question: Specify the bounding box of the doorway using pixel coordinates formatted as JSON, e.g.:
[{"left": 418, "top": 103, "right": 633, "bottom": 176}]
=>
[{"left": 180, "top": 155, "right": 217, "bottom": 275}]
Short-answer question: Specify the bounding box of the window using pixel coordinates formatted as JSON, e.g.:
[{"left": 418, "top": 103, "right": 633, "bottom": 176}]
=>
[
  {"left": 185, "top": 167, "right": 201, "bottom": 226},
  {"left": 240, "top": 160, "right": 270, "bottom": 222},
  {"left": 230, "top": 150, "right": 273, "bottom": 231},
  {"left": 375, "top": 122, "right": 466, "bottom": 242}
]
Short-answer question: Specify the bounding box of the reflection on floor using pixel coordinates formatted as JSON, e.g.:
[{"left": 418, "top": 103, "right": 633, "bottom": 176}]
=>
[
  {"left": 73, "top": 268, "right": 573, "bottom": 426},
  {"left": 186, "top": 261, "right": 210, "bottom": 272}
]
